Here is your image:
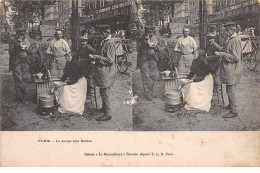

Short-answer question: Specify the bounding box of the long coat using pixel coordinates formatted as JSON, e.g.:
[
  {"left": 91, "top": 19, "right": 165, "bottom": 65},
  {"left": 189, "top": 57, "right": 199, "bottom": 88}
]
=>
[
  {"left": 9, "top": 37, "right": 31, "bottom": 66},
  {"left": 218, "top": 34, "right": 242, "bottom": 85},
  {"left": 94, "top": 39, "right": 117, "bottom": 88},
  {"left": 137, "top": 34, "right": 159, "bottom": 65}
]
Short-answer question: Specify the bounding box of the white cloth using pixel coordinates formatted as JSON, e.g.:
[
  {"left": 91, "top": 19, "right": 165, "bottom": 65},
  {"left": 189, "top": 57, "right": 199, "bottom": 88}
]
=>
[
  {"left": 182, "top": 74, "right": 214, "bottom": 112},
  {"left": 55, "top": 77, "right": 87, "bottom": 115}
]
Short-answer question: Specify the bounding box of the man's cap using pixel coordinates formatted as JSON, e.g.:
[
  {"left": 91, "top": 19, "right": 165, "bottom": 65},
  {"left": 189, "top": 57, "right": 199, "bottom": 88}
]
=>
[
  {"left": 144, "top": 25, "right": 154, "bottom": 30},
  {"left": 99, "top": 24, "right": 111, "bottom": 32},
  {"left": 16, "top": 28, "right": 26, "bottom": 34},
  {"left": 209, "top": 25, "right": 217, "bottom": 32},
  {"left": 81, "top": 29, "right": 88, "bottom": 35},
  {"left": 224, "top": 23, "right": 236, "bottom": 30},
  {"left": 206, "top": 33, "right": 216, "bottom": 39},
  {"left": 54, "top": 28, "right": 63, "bottom": 35},
  {"left": 132, "top": 26, "right": 137, "bottom": 31}
]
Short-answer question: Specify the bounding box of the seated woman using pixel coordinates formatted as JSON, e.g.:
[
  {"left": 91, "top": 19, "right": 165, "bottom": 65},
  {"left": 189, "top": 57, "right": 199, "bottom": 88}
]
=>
[
  {"left": 181, "top": 49, "right": 214, "bottom": 112},
  {"left": 54, "top": 60, "right": 87, "bottom": 115}
]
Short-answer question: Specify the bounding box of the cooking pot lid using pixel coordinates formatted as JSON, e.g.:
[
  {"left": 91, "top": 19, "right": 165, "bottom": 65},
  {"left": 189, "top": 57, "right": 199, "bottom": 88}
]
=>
[
  {"left": 165, "top": 89, "right": 181, "bottom": 95},
  {"left": 39, "top": 93, "right": 53, "bottom": 98}
]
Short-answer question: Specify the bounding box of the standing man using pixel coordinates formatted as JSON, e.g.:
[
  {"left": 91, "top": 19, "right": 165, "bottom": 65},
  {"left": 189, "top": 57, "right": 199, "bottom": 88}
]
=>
[
  {"left": 209, "top": 26, "right": 223, "bottom": 46},
  {"left": 47, "top": 29, "right": 71, "bottom": 79},
  {"left": 205, "top": 33, "right": 223, "bottom": 105},
  {"left": 90, "top": 25, "right": 117, "bottom": 121},
  {"left": 9, "top": 28, "right": 31, "bottom": 103},
  {"left": 215, "top": 24, "right": 242, "bottom": 118},
  {"left": 138, "top": 26, "right": 159, "bottom": 101},
  {"left": 76, "top": 33, "right": 97, "bottom": 81},
  {"left": 174, "top": 27, "right": 198, "bottom": 74}
]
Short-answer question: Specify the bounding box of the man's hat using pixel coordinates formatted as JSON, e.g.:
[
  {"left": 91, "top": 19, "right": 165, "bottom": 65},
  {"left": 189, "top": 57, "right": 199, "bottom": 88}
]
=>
[
  {"left": 224, "top": 23, "right": 236, "bottom": 30},
  {"left": 80, "top": 34, "right": 89, "bottom": 40},
  {"left": 198, "top": 49, "right": 206, "bottom": 59},
  {"left": 206, "top": 33, "right": 216, "bottom": 39}
]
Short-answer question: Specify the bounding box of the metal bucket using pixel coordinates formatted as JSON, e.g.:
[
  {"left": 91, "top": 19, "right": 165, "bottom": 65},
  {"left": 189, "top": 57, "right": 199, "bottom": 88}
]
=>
[
  {"left": 164, "top": 89, "right": 183, "bottom": 112},
  {"left": 38, "top": 94, "right": 55, "bottom": 108},
  {"left": 164, "top": 90, "right": 183, "bottom": 105}
]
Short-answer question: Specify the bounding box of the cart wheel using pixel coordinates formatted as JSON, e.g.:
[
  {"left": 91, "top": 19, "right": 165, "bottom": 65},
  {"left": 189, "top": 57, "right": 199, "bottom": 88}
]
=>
[
  {"left": 117, "top": 54, "right": 128, "bottom": 73},
  {"left": 245, "top": 51, "right": 257, "bottom": 71}
]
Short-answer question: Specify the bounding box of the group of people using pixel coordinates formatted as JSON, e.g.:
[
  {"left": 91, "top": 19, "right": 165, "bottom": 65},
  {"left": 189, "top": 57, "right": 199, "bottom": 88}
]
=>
[
  {"left": 8, "top": 22, "right": 243, "bottom": 119},
  {"left": 137, "top": 24, "right": 242, "bottom": 118},
  {"left": 8, "top": 25, "right": 117, "bottom": 121}
]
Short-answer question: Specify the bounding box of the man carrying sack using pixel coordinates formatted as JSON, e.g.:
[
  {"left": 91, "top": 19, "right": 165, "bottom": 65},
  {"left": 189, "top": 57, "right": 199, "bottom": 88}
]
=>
[{"left": 47, "top": 29, "right": 71, "bottom": 79}]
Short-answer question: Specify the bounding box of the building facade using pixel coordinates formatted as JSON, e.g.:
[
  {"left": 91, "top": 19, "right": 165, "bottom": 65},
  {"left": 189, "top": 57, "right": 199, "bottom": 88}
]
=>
[
  {"left": 208, "top": 0, "right": 259, "bottom": 36},
  {"left": 58, "top": 0, "right": 86, "bottom": 28},
  {"left": 82, "top": 0, "right": 132, "bottom": 36},
  {"left": 44, "top": 2, "right": 59, "bottom": 21},
  {"left": 173, "top": 0, "right": 215, "bottom": 25}
]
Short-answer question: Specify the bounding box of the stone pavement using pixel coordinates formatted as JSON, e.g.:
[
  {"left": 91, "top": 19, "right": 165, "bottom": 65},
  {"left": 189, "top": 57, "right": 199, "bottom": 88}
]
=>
[{"left": 132, "top": 51, "right": 260, "bottom": 131}]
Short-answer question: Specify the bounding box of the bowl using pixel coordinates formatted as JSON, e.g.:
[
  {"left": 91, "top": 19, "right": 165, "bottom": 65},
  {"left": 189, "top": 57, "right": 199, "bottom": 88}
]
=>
[
  {"left": 164, "top": 70, "right": 171, "bottom": 77},
  {"left": 54, "top": 81, "right": 66, "bottom": 87},
  {"left": 21, "top": 45, "right": 27, "bottom": 49},
  {"left": 36, "top": 73, "right": 43, "bottom": 79}
]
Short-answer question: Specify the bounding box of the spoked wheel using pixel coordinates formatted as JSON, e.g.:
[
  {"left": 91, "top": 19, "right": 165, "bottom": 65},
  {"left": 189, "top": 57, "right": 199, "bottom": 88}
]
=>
[
  {"left": 117, "top": 54, "right": 128, "bottom": 73},
  {"left": 245, "top": 51, "right": 257, "bottom": 71}
]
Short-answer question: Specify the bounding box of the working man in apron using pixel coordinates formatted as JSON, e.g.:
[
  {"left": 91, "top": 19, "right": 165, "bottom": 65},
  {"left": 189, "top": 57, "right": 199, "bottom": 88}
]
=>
[
  {"left": 9, "top": 28, "right": 31, "bottom": 103},
  {"left": 138, "top": 26, "right": 159, "bottom": 101},
  {"left": 47, "top": 29, "right": 71, "bottom": 79},
  {"left": 174, "top": 28, "right": 198, "bottom": 74}
]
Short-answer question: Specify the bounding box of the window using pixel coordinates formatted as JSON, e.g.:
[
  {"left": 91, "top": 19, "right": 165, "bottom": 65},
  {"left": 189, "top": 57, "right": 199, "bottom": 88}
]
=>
[
  {"left": 185, "top": 4, "right": 188, "bottom": 10},
  {"left": 81, "top": 0, "right": 85, "bottom": 6}
]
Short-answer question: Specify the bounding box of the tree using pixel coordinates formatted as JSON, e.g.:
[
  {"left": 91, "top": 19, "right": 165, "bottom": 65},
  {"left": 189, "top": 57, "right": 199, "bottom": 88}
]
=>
[
  {"left": 0, "top": 0, "right": 10, "bottom": 32},
  {"left": 141, "top": 0, "right": 182, "bottom": 27},
  {"left": 9, "top": 0, "right": 56, "bottom": 29}
]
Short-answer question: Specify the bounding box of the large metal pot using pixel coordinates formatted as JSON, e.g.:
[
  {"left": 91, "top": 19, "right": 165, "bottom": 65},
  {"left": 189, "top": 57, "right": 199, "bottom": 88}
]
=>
[
  {"left": 38, "top": 94, "right": 54, "bottom": 108},
  {"left": 164, "top": 89, "right": 183, "bottom": 105}
]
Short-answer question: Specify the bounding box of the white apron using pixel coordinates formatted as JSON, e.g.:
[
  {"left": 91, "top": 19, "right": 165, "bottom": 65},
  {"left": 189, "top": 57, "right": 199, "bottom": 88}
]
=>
[
  {"left": 182, "top": 74, "right": 214, "bottom": 112},
  {"left": 55, "top": 77, "right": 87, "bottom": 115}
]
